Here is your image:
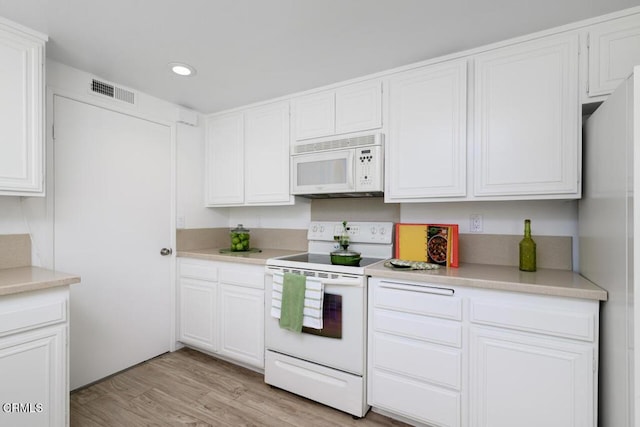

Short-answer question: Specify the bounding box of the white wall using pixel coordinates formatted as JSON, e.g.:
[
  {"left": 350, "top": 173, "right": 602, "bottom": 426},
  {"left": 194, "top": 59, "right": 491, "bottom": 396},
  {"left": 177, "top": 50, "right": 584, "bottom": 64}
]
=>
[
  {"left": 401, "top": 200, "right": 579, "bottom": 268},
  {"left": 176, "top": 122, "right": 228, "bottom": 229},
  {"left": 4, "top": 59, "right": 580, "bottom": 266},
  {"left": 401, "top": 200, "right": 578, "bottom": 236},
  {"left": 0, "top": 198, "right": 30, "bottom": 234},
  {"left": 0, "top": 191, "right": 45, "bottom": 266},
  {"left": 17, "top": 59, "right": 226, "bottom": 267},
  {"left": 223, "top": 197, "right": 579, "bottom": 267},
  {"left": 226, "top": 197, "right": 579, "bottom": 239},
  {"left": 227, "top": 199, "right": 311, "bottom": 229}
]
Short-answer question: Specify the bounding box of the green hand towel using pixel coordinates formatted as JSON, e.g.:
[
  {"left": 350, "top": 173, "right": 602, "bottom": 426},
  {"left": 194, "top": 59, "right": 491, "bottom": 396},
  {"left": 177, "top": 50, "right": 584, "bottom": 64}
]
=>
[{"left": 280, "top": 272, "right": 306, "bottom": 333}]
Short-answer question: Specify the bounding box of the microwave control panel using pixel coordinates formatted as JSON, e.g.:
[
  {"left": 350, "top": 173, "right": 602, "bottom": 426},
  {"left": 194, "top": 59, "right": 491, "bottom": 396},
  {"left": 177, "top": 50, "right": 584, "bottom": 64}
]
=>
[{"left": 355, "top": 145, "right": 383, "bottom": 191}]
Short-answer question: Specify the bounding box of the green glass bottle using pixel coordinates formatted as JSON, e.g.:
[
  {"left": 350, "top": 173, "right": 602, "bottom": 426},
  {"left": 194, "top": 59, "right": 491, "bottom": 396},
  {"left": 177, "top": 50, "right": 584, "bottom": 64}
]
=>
[{"left": 519, "top": 219, "right": 536, "bottom": 272}]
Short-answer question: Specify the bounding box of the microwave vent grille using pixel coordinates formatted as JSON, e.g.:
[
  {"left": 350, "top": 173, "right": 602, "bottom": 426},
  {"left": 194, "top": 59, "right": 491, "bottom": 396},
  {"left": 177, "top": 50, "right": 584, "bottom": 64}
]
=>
[{"left": 294, "top": 134, "right": 380, "bottom": 154}]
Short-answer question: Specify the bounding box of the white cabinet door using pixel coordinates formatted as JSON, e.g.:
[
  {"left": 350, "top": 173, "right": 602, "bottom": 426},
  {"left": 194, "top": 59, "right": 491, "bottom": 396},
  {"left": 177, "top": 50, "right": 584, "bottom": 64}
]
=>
[
  {"left": 205, "top": 112, "right": 244, "bottom": 206},
  {"left": 588, "top": 13, "right": 640, "bottom": 97},
  {"left": 292, "top": 80, "right": 382, "bottom": 141},
  {"left": 292, "top": 91, "right": 335, "bottom": 140},
  {"left": 470, "top": 326, "right": 594, "bottom": 427},
  {"left": 0, "top": 325, "right": 66, "bottom": 427},
  {"left": 0, "top": 19, "right": 46, "bottom": 196},
  {"left": 473, "top": 34, "right": 580, "bottom": 198},
  {"left": 244, "top": 101, "right": 292, "bottom": 205},
  {"left": 178, "top": 277, "right": 217, "bottom": 353},
  {"left": 178, "top": 259, "right": 265, "bottom": 368},
  {"left": 219, "top": 283, "right": 264, "bottom": 368},
  {"left": 386, "top": 59, "right": 467, "bottom": 201},
  {"left": 335, "top": 80, "right": 382, "bottom": 135}
]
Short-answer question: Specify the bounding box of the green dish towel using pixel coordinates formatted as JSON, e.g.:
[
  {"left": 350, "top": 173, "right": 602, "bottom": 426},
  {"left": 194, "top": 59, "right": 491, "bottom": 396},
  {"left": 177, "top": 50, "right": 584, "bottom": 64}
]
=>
[{"left": 279, "top": 272, "right": 306, "bottom": 333}]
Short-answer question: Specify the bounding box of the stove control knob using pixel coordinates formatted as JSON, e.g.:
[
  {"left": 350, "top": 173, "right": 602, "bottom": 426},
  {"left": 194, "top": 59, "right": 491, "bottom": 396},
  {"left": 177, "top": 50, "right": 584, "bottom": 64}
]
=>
[
  {"left": 319, "top": 225, "right": 325, "bottom": 233},
  {"left": 370, "top": 226, "right": 377, "bottom": 234},
  {"left": 312, "top": 225, "right": 318, "bottom": 233},
  {"left": 380, "top": 227, "right": 386, "bottom": 235}
]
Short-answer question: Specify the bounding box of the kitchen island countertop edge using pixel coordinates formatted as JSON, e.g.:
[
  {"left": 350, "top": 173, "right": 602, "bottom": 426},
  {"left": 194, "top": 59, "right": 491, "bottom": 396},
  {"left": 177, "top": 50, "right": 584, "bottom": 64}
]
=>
[{"left": 0, "top": 266, "right": 81, "bottom": 297}]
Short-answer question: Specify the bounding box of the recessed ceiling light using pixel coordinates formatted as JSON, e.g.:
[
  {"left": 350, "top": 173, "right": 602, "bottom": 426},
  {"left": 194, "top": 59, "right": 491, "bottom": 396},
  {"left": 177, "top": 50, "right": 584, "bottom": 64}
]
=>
[{"left": 169, "top": 62, "right": 196, "bottom": 77}]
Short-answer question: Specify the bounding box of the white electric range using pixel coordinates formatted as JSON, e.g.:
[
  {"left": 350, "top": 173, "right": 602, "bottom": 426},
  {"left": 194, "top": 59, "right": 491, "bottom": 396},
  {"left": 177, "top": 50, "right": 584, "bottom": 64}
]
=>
[{"left": 264, "top": 221, "right": 394, "bottom": 417}]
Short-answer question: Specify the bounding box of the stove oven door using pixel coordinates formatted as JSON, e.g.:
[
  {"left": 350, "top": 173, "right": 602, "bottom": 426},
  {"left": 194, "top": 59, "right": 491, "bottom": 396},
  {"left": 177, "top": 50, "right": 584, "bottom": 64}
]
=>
[{"left": 264, "top": 269, "right": 366, "bottom": 376}]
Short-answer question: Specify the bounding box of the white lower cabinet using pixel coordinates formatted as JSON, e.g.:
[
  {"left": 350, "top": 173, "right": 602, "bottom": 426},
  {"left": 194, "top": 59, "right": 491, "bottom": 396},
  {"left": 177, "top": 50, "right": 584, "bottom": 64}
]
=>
[
  {"left": 368, "top": 278, "right": 463, "bottom": 427},
  {"left": 469, "top": 327, "right": 593, "bottom": 427},
  {"left": 219, "top": 283, "right": 264, "bottom": 367},
  {"left": 0, "top": 287, "right": 69, "bottom": 427},
  {"left": 179, "top": 277, "right": 217, "bottom": 352},
  {"left": 178, "top": 258, "right": 265, "bottom": 369},
  {"left": 368, "top": 277, "right": 599, "bottom": 427}
]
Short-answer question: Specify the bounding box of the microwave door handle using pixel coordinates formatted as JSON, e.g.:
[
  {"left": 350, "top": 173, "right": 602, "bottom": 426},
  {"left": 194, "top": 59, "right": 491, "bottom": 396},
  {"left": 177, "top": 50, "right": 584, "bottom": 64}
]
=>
[{"left": 347, "top": 150, "right": 355, "bottom": 190}]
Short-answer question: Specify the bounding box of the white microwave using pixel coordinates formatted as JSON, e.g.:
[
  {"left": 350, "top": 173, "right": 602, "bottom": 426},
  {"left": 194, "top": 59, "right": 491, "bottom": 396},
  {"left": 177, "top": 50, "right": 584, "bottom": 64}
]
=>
[{"left": 291, "top": 133, "right": 384, "bottom": 198}]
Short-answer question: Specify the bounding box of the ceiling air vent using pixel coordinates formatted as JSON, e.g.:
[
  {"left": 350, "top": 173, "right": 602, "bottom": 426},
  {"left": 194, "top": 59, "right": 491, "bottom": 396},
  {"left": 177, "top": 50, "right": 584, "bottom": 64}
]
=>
[{"left": 89, "top": 78, "right": 136, "bottom": 105}]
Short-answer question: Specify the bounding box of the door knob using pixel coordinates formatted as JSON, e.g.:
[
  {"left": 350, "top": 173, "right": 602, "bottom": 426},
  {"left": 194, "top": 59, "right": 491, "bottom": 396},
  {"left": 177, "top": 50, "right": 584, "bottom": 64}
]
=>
[{"left": 160, "top": 248, "right": 173, "bottom": 256}]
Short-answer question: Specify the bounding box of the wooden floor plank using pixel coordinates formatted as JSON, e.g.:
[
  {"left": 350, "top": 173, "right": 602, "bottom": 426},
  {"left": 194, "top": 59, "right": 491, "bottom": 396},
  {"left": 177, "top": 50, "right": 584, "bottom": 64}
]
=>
[{"left": 70, "top": 348, "right": 410, "bottom": 426}]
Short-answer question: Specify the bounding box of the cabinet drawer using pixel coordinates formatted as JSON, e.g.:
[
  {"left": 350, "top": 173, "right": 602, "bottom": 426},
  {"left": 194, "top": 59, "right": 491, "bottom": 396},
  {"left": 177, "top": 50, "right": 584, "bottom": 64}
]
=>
[
  {"left": 373, "top": 281, "right": 461, "bottom": 320},
  {"left": 470, "top": 297, "right": 596, "bottom": 341},
  {"left": 179, "top": 260, "right": 218, "bottom": 281},
  {"left": 370, "top": 369, "right": 460, "bottom": 427},
  {"left": 373, "top": 308, "right": 462, "bottom": 348},
  {"left": 372, "top": 332, "right": 461, "bottom": 390},
  {"left": 220, "top": 267, "right": 264, "bottom": 289},
  {"left": 0, "top": 300, "right": 66, "bottom": 336}
]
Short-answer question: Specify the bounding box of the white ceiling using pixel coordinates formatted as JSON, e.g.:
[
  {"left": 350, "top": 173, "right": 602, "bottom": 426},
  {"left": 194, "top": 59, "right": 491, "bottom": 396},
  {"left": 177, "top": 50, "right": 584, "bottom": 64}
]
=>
[{"left": 1, "top": 0, "right": 639, "bottom": 114}]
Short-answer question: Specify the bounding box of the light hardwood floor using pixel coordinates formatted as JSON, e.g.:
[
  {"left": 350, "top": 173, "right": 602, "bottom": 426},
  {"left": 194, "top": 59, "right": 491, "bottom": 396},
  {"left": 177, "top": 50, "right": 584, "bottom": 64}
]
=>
[{"left": 70, "top": 347, "right": 410, "bottom": 426}]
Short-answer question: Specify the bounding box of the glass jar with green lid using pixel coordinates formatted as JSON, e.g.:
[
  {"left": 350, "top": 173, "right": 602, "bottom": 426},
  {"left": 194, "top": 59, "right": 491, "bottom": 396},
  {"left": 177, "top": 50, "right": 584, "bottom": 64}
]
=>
[{"left": 230, "top": 224, "right": 250, "bottom": 252}]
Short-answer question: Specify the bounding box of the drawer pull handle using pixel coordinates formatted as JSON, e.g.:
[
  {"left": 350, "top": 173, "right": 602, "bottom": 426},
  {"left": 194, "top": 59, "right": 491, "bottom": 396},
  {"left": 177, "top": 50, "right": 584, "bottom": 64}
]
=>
[{"left": 379, "top": 281, "right": 454, "bottom": 296}]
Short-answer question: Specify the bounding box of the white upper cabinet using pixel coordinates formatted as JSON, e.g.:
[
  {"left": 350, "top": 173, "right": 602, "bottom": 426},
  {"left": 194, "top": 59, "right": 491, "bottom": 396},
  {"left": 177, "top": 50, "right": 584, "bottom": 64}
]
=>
[
  {"left": 292, "top": 80, "right": 382, "bottom": 141},
  {"left": 587, "top": 13, "right": 640, "bottom": 98},
  {"left": 205, "top": 112, "right": 244, "bottom": 206},
  {"left": 205, "top": 101, "right": 293, "bottom": 207},
  {"left": 244, "top": 101, "right": 292, "bottom": 205},
  {"left": 386, "top": 59, "right": 467, "bottom": 202},
  {"left": 473, "top": 34, "right": 580, "bottom": 199},
  {"left": 292, "top": 91, "right": 335, "bottom": 140},
  {"left": 0, "top": 17, "right": 46, "bottom": 196},
  {"left": 335, "top": 81, "right": 383, "bottom": 135}
]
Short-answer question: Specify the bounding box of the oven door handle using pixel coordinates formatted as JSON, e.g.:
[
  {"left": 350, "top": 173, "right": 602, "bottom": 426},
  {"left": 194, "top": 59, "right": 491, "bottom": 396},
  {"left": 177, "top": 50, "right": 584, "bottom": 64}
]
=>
[
  {"left": 378, "top": 281, "right": 454, "bottom": 296},
  {"left": 318, "top": 277, "right": 363, "bottom": 287}
]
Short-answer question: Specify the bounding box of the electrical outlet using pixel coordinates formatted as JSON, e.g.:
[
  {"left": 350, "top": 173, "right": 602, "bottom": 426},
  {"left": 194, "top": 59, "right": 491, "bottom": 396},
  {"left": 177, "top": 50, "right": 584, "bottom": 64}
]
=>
[
  {"left": 176, "top": 216, "right": 185, "bottom": 229},
  {"left": 470, "top": 214, "right": 483, "bottom": 233}
]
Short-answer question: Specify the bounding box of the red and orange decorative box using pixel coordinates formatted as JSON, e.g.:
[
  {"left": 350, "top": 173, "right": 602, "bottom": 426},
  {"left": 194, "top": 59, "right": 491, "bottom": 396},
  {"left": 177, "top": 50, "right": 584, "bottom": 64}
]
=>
[{"left": 394, "top": 223, "right": 459, "bottom": 267}]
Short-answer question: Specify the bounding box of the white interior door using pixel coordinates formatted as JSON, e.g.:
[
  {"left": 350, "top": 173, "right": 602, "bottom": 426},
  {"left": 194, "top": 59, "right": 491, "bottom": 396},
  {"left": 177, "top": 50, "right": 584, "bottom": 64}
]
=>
[{"left": 53, "top": 95, "right": 172, "bottom": 390}]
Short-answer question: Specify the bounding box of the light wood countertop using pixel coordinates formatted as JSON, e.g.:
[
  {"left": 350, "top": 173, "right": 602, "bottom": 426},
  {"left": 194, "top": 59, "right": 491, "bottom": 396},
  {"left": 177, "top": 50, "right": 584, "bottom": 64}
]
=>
[
  {"left": 178, "top": 249, "right": 607, "bottom": 301},
  {"left": 365, "top": 261, "right": 608, "bottom": 301},
  {"left": 177, "top": 248, "right": 305, "bottom": 266},
  {"left": 0, "top": 266, "right": 81, "bottom": 296}
]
